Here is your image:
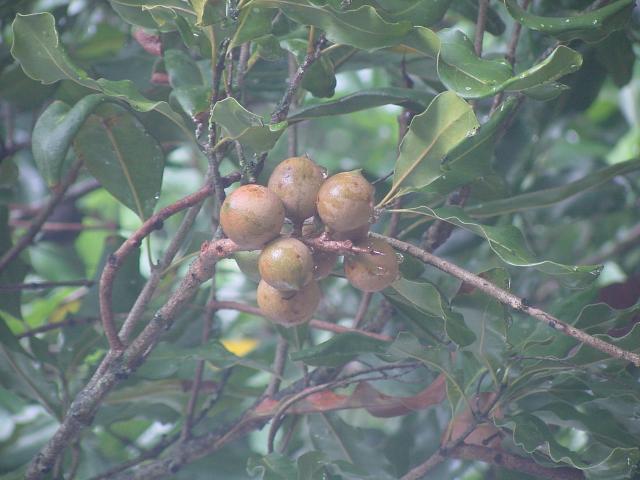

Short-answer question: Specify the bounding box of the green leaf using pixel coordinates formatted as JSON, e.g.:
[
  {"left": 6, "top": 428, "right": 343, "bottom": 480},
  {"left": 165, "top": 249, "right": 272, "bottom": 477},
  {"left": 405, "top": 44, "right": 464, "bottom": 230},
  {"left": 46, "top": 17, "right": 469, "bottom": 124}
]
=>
[
  {"left": 422, "top": 96, "right": 518, "bottom": 199},
  {"left": 210, "top": 97, "right": 286, "bottom": 155},
  {"left": 595, "top": 31, "right": 634, "bottom": 87},
  {"left": 247, "top": 453, "right": 298, "bottom": 479},
  {"left": 137, "top": 340, "right": 272, "bottom": 379},
  {"left": 388, "top": 277, "right": 476, "bottom": 347},
  {"left": 437, "top": 30, "right": 582, "bottom": 99},
  {"left": 0, "top": 208, "right": 27, "bottom": 320},
  {"left": 387, "top": 332, "right": 482, "bottom": 414},
  {"left": 395, "top": 205, "right": 601, "bottom": 287},
  {"left": 164, "top": 49, "right": 203, "bottom": 88},
  {"left": 11, "top": 13, "right": 191, "bottom": 138},
  {"left": 301, "top": 55, "right": 336, "bottom": 98},
  {"left": 289, "top": 87, "right": 435, "bottom": 122},
  {"left": 499, "top": 413, "right": 640, "bottom": 477},
  {"left": 381, "top": 91, "right": 479, "bottom": 205},
  {"left": 232, "top": 6, "right": 276, "bottom": 46},
  {"left": 503, "top": 0, "right": 634, "bottom": 42},
  {"left": 251, "top": 0, "right": 415, "bottom": 51},
  {"left": 79, "top": 236, "right": 144, "bottom": 316},
  {"left": 171, "top": 86, "right": 211, "bottom": 117},
  {"left": 189, "top": 0, "right": 207, "bottom": 25},
  {"left": 452, "top": 268, "right": 511, "bottom": 385},
  {"left": 290, "top": 332, "right": 389, "bottom": 367},
  {"left": 73, "top": 104, "right": 164, "bottom": 219},
  {"left": 32, "top": 94, "right": 106, "bottom": 187},
  {"left": 437, "top": 29, "right": 512, "bottom": 98},
  {"left": 375, "top": 0, "right": 452, "bottom": 26},
  {"left": 467, "top": 158, "right": 640, "bottom": 218},
  {"left": 450, "top": 0, "right": 505, "bottom": 36}
]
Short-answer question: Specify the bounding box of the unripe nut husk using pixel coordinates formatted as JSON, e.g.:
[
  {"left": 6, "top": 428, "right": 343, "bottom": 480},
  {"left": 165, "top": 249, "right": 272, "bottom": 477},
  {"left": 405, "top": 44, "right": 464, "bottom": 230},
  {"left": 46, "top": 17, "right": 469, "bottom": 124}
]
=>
[
  {"left": 220, "top": 185, "right": 285, "bottom": 249},
  {"left": 316, "top": 170, "right": 374, "bottom": 233},
  {"left": 232, "top": 251, "right": 261, "bottom": 283},
  {"left": 259, "top": 237, "right": 314, "bottom": 292},
  {"left": 257, "top": 279, "right": 321, "bottom": 326},
  {"left": 344, "top": 237, "right": 399, "bottom": 292},
  {"left": 268, "top": 156, "right": 326, "bottom": 223}
]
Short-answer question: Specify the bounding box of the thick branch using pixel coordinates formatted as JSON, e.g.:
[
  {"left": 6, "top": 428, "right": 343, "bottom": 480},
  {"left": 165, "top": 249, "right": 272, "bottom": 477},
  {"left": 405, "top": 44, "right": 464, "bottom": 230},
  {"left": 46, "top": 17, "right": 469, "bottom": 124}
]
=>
[
  {"left": 26, "top": 238, "right": 240, "bottom": 479},
  {"left": 374, "top": 233, "right": 640, "bottom": 366},
  {"left": 0, "top": 159, "right": 83, "bottom": 274}
]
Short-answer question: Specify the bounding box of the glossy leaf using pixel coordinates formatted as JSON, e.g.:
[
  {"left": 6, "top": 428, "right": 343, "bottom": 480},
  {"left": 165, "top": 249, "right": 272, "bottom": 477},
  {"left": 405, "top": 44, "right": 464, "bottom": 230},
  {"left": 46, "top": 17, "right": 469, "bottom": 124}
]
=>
[
  {"left": 32, "top": 94, "right": 106, "bottom": 187},
  {"left": 301, "top": 55, "right": 336, "bottom": 98},
  {"left": 437, "top": 29, "right": 583, "bottom": 99},
  {"left": 137, "top": 339, "right": 272, "bottom": 379},
  {"left": 381, "top": 91, "right": 478, "bottom": 205},
  {"left": 164, "top": 49, "right": 203, "bottom": 88},
  {"left": 467, "top": 158, "right": 640, "bottom": 217},
  {"left": 210, "top": 97, "right": 286, "bottom": 155},
  {"left": 499, "top": 413, "right": 639, "bottom": 478},
  {"left": 79, "top": 236, "right": 144, "bottom": 316},
  {"left": 503, "top": 0, "right": 634, "bottom": 42},
  {"left": 450, "top": 0, "right": 505, "bottom": 36},
  {"left": 389, "top": 277, "right": 476, "bottom": 347},
  {"left": 11, "top": 13, "right": 191, "bottom": 137},
  {"left": 422, "top": 97, "right": 518, "bottom": 199},
  {"left": 232, "top": 5, "right": 276, "bottom": 46},
  {"left": 73, "top": 104, "right": 164, "bottom": 219},
  {"left": 0, "top": 209, "right": 27, "bottom": 319},
  {"left": 289, "top": 87, "right": 435, "bottom": 122},
  {"left": 290, "top": 332, "right": 389, "bottom": 367},
  {"left": 375, "top": 0, "right": 452, "bottom": 26},
  {"left": 395, "top": 205, "right": 601, "bottom": 287}
]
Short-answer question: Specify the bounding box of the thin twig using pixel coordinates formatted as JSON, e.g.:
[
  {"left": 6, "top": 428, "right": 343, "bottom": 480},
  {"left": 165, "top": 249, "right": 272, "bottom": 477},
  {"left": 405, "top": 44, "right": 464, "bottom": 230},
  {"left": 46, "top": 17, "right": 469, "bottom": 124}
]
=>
[
  {"left": 0, "top": 159, "right": 83, "bottom": 274},
  {"left": 209, "top": 300, "right": 392, "bottom": 342},
  {"left": 374, "top": 233, "right": 640, "bottom": 366},
  {"left": 474, "top": 0, "right": 489, "bottom": 57},
  {"left": 0, "top": 279, "right": 93, "bottom": 292},
  {"left": 271, "top": 30, "right": 326, "bottom": 123},
  {"left": 287, "top": 52, "right": 299, "bottom": 157},
  {"left": 266, "top": 337, "right": 289, "bottom": 397},
  {"left": 17, "top": 317, "right": 97, "bottom": 339}
]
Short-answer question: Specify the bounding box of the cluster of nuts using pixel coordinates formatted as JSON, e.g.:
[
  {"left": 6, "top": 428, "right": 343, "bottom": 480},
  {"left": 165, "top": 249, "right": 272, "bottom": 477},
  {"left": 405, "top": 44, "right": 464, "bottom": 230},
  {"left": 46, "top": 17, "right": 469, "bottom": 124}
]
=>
[{"left": 220, "top": 156, "right": 399, "bottom": 327}]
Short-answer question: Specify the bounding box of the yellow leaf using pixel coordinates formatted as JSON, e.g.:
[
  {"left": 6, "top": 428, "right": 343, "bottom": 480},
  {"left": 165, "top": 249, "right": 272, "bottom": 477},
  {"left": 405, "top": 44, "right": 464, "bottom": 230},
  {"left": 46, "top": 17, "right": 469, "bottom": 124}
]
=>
[
  {"left": 49, "top": 299, "right": 81, "bottom": 324},
  {"left": 221, "top": 338, "right": 258, "bottom": 357}
]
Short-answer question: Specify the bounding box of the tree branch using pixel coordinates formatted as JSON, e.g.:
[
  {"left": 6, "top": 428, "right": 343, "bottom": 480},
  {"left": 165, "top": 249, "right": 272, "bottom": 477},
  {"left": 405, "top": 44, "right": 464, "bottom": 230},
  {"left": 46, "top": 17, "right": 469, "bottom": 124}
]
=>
[
  {"left": 271, "top": 30, "right": 326, "bottom": 124},
  {"left": 0, "top": 279, "right": 93, "bottom": 292},
  {"left": 26, "top": 238, "right": 241, "bottom": 479},
  {"left": 0, "top": 159, "right": 83, "bottom": 274},
  {"left": 374, "top": 233, "right": 640, "bottom": 366}
]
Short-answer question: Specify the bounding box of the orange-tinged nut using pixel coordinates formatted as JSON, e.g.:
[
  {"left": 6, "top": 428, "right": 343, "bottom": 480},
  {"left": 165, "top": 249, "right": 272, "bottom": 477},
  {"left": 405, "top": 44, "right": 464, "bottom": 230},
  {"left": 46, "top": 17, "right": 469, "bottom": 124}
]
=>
[
  {"left": 259, "top": 237, "right": 314, "bottom": 292},
  {"left": 257, "top": 279, "right": 321, "bottom": 326},
  {"left": 268, "top": 156, "right": 326, "bottom": 223},
  {"left": 220, "top": 184, "right": 285, "bottom": 249},
  {"left": 344, "top": 238, "right": 399, "bottom": 292},
  {"left": 316, "top": 170, "right": 374, "bottom": 233}
]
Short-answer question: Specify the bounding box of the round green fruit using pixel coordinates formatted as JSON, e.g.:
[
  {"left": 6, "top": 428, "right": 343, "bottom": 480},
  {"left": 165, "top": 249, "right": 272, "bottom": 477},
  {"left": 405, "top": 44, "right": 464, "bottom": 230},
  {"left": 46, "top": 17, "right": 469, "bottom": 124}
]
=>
[
  {"left": 344, "top": 238, "right": 399, "bottom": 292},
  {"left": 259, "top": 237, "right": 314, "bottom": 292},
  {"left": 316, "top": 170, "right": 374, "bottom": 233},
  {"left": 232, "top": 251, "right": 261, "bottom": 283},
  {"left": 268, "top": 156, "right": 326, "bottom": 223},
  {"left": 257, "top": 279, "right": 321, "bottom": 326},
  {"left": 220, "top": 185, "right": 285, "bottom": 249}
]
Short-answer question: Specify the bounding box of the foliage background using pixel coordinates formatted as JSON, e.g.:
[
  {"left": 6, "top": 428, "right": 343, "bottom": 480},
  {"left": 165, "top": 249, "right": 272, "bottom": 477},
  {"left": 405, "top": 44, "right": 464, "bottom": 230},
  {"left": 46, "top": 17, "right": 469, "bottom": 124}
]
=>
[{"left": 1, "top": 0, "right": 640, "bottom": 479}]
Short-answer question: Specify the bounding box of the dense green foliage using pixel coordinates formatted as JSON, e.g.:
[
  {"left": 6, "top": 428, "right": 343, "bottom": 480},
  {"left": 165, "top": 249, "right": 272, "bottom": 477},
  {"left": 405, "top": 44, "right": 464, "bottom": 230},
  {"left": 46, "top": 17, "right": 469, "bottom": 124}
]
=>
[{"left": 1, "top": 0, "right": 640, "bottom": 478}]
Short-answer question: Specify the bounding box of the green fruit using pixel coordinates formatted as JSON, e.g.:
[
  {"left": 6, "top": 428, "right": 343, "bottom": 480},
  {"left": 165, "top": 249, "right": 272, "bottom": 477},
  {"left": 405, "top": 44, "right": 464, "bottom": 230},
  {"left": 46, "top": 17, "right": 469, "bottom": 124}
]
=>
[
  {"left": 257, "top": 279, "right": 321, "bottom": 326},
  {"left": 312, "top": 249, "right": 339, "bottom": 279},
  {"left": 344, "top": 238, "right": 399, "bottom": 292},
  {"left": 259, "top": 237, "right": 314, "bottom": 292},
  {"left": 220, "top": 184, "right": 285, "bottom": 249},
  {"left": 232, "top": 251, "right": 261, "bottom": 283},
  {"left": 268, "top": 156, "right": 326, "bottom": 223},
  {"left": 316, "top": 170, "right": 374, "bottom": 233}
]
